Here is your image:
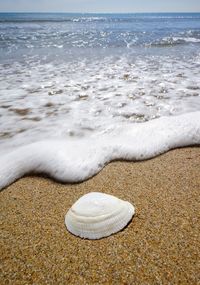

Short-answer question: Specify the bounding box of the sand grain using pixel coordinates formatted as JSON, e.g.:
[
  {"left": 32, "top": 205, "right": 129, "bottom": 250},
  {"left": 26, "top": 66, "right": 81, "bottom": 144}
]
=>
[{"left": 1, "top": 147, "right": 200, "bottom": 284}]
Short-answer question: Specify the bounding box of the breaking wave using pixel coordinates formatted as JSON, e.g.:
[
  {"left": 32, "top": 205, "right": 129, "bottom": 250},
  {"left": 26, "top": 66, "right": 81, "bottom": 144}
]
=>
[{"left": 0, "top": 112, "right": 200, "bottom": 190}]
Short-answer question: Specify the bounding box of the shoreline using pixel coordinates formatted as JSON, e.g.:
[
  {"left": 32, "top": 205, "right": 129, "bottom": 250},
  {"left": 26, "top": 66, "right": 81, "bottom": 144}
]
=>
[{"left": 1, "top": 147, "right": 200, "bottom": 284}]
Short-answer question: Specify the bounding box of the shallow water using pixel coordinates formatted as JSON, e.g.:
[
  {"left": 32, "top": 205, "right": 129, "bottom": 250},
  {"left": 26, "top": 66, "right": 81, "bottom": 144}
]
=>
[
  {"left": 1, "top": 51, "right": 200, "bottom": 150},
  {"left": 0, "top": 13, "right": 200, "bottom": 188},
  {"left": 1, "top": 13, "right": 200, "bottom": 149}
]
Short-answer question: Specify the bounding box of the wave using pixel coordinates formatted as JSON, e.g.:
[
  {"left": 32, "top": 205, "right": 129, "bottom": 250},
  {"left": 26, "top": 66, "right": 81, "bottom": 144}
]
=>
[
  {"left": 0, "top": 16, "right": 108, "bottom": 23},
  {"left": 150, "top": 36, "right": 200, "bottom": 47},
  {"left": 0, "top": 112, "right": 200, "bottom": 190},
  {"left": 1, "top": 13, "right": 200, "bottom": 23},
  {"left": 0, "top": 19, "right": 72, "bottom": 23},
  {"left": 2, "top": 35, "right": 200, "bottom": 50}
]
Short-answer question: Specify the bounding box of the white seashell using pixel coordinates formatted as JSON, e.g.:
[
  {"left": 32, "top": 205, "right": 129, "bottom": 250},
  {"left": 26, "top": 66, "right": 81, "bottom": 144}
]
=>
[{"left": 65, "top": 192, "right": 135, "bottom": 239}]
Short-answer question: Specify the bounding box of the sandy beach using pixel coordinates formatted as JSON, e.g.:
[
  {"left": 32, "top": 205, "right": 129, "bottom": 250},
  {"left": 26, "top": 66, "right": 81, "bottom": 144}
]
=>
[{"left": 1, "top": 147, "right": 200, "bottom": 284}]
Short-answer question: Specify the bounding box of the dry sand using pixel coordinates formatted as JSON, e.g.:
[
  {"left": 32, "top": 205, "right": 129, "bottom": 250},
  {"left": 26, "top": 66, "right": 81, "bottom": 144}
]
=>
[{"left": 1, "top": 147, "right": 200, "bottom": 284}]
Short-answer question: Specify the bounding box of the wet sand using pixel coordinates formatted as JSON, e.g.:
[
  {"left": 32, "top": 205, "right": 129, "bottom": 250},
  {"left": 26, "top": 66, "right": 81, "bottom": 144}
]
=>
[{"left": 1, "top": 147, "right": 200, "bottom": 284}]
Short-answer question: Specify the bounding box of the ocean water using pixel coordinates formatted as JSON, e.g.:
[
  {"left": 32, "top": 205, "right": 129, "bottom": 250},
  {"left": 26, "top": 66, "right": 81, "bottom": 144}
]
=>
[{"left": 0, "top": 13, "right": 200, "bottom": 189}]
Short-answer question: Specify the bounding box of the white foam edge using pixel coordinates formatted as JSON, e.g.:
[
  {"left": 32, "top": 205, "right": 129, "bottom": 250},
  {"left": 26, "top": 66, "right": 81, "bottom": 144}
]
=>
[{"left": 0, "top": 111, "right": 200, "bottom": 190}]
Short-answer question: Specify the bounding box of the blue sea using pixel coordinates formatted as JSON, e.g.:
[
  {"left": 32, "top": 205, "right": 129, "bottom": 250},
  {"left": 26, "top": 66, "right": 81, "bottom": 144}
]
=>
[
  {"left": 0, "top": 13, "right": 200, "bottom": 150},
  {"left": 1, "top": 13, "right": 200, "bottom": 60}
]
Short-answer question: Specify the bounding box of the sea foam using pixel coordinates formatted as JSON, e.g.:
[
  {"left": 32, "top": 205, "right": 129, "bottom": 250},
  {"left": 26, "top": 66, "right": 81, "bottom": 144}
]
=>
[{"left": 0, "top": 111, "right": 200, "bottom": 190}]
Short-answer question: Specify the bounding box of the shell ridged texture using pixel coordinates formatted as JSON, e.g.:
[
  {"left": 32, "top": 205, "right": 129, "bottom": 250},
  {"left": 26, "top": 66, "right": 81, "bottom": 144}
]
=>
[{"left": 65, "top": 192, "right": 135, "bottom": 239}]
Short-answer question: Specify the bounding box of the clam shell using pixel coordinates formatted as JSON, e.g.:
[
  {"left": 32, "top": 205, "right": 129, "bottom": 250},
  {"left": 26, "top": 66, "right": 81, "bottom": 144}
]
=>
[{"left": 65, "top": 192, "right": 135, "bottom": 239}]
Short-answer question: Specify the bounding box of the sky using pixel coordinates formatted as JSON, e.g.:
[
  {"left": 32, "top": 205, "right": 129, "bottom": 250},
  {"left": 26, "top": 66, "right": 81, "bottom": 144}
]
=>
[{"left": 0, "top": 0, "right": 200, "bottom": 13}]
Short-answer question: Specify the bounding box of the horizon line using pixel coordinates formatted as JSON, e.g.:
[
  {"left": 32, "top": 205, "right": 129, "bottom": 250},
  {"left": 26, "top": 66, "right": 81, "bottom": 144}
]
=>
[{"left": 0, "top": 11, "right": 200, "bottom": 14}]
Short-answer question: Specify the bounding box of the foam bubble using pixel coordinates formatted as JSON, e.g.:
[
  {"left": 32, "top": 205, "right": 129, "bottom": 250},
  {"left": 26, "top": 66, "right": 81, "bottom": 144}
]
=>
[
  {"left": 0, "top": 112, "right": 199, "bottom": 190},
  {"left": 1, "top": 54, "right": 200, "bottom": 151}
]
